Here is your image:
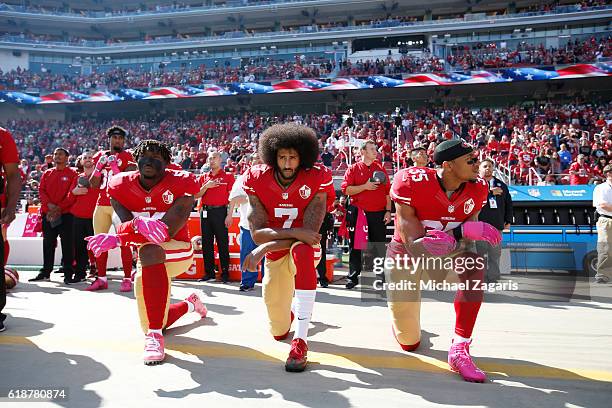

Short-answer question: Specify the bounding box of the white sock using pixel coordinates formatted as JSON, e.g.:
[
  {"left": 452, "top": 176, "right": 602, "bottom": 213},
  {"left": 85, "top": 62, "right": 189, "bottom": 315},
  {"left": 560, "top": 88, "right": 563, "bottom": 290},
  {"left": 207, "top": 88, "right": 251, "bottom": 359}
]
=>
[
  {"left": 184, "top": 300, "right": 195, "bottom": 313},
  {"left": 147, "top": 329, "right": 162, "bottom": 336},
  {"left": 98, "top": 276, "right": 107, "bottom": 282},
  {"left": 293, "top": 289, "right": 316, "bottom": 341},
  {"left": 454, "top": 334, "right": 471, "bottom": 344}
]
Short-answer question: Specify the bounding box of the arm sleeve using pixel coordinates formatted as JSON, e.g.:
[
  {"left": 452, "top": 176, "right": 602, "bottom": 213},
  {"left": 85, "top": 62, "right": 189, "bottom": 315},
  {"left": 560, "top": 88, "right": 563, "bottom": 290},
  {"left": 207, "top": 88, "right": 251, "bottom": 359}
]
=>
[
  {"left": 593, "top": 185, "right": 603, "bottom": 208},
  {"left": 38, "top": 172, "right": 50, "bottom": 213},
  {"left": 389, "top": 170, "right": 413, "bottom": 206},
  {"left": 340, "top": 164, "right": 354, "bottom": 195},
  {"left": 503, "top": 182, "right": 513, "bottom": 223},
  {"left": 0, "top": 130, "right": 19, "bottom": 164},
  {"left": 185, "top": 173, "right": 201, "bottom": 196},
  {"left": 242, "top": 168, "right": 257, "bottom": 196},
  {"left": 229, "top": 174, "right": 246, "bottom": 200}
]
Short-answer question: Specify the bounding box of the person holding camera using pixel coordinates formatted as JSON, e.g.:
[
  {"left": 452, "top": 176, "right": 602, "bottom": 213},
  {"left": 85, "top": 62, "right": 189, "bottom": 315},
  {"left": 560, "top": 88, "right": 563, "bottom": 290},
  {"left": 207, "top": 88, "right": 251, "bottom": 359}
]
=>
[
  {"left": 341, "top": 140, "right": 391, "bottom": 289},
  {"left": 68, "top": 150, "right": 100, "bottom": 282}
]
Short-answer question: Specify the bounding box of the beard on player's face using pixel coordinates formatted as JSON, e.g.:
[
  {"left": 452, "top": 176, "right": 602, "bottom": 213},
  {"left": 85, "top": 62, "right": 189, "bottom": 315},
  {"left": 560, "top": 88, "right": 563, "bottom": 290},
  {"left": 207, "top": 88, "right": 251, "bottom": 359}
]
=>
[{"left": 279, "top": 167, "right": 297, "bottom": 181}]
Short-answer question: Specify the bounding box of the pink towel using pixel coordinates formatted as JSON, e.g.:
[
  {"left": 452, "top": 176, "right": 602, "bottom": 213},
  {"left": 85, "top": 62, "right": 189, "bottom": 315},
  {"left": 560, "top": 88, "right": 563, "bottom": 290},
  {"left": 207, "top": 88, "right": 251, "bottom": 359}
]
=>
[{"left": 354, "top": 207, "right": 369, "bottom": 250}]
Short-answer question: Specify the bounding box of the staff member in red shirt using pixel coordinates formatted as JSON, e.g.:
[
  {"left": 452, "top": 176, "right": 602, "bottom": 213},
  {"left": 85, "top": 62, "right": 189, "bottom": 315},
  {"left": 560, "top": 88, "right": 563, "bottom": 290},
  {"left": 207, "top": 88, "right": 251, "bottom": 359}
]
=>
[
  {"left": 30, "top": 148, "right": 78, "bottom": 284},
  {"left": 341, "top": 140, "right": 391, "bottom": 289},
  {"left": 0, "top": 127, "right": 21, "bottom": 332},
  {"left": 195, "top": 151, "right": 235, "bottom": 283},
  {"left": 69, "top": 150, "right": 100, "bottom": 282}
]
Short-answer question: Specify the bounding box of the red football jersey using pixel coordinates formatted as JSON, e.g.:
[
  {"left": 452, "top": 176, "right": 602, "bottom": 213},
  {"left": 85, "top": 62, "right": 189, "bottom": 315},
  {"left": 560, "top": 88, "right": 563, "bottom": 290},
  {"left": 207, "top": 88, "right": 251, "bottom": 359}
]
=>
[
  {"left": 390, "top": 167, "right": 488, "bottom": 243},
  {"left": 320, "top": 165, "right": 336, "bottom": 212},
  {"left": 243, "top": 164, "right": 329, "bottom": 257},
  {"left": 93, "top": 150, "right": 135, "bottom": 206},
  {"left": 108, "top": 169, "right": 200, "bottom": 242}
]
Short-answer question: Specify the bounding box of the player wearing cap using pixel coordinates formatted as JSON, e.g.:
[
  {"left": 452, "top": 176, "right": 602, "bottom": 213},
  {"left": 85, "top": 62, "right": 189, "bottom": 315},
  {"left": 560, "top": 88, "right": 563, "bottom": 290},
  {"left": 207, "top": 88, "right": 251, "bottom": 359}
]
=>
[
  {"left": 86, "top": 126, "right": 137, "bottom": 292},
  {"left": 386, "top": 139, "right": 501, "bottom": 383}
]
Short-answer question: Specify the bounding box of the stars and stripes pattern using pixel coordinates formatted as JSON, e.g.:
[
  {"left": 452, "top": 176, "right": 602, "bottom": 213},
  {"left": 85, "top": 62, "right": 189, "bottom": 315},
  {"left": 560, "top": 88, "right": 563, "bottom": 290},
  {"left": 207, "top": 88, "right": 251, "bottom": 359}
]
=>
[{"left": 0, "top": 63, "right": 609, "bottom": 105}]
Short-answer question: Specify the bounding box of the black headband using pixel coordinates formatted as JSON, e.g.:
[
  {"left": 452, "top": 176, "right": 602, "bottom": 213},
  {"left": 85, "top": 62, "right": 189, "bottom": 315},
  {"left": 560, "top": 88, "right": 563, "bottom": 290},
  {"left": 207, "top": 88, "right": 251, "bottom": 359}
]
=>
[{"left": 433, "top": 140, "right": 474, "bottom": 165}]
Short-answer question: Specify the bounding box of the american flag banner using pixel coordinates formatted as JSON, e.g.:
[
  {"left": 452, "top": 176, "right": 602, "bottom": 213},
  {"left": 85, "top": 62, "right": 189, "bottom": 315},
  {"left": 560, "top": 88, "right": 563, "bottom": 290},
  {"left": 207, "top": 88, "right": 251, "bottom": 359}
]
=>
[{"left": 0, "top": 63, "right": 609, "bottom": 106}]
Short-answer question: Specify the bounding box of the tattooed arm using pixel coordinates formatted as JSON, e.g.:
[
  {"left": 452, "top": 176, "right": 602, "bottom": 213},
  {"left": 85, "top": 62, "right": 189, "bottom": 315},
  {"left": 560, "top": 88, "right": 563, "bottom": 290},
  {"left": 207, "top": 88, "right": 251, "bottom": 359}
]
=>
[
  {"left": 110, "top": 198, "right": 135, "bottom": 223},
  {"left": 302, "top": 192, "right": 326, "bottom": 232},
  {"left": 160, "top": 195, "right": 195, "bottom": 238},
  {"left": 247, "top": 193, "right": 321, "bottom": 246}
]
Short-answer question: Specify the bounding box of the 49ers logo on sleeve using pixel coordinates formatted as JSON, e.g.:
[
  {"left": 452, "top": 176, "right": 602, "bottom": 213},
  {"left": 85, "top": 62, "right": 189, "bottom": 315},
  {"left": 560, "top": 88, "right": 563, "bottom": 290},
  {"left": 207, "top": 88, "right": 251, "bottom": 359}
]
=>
[
  {"left": 464, "top": 198, "right": 475, "bottom": 214},
  {"left": 162, "top": 190, "right": 174, "bottom": 205},
  {"left": 299, "top": 185, "right": 311, "bottom": 199}
]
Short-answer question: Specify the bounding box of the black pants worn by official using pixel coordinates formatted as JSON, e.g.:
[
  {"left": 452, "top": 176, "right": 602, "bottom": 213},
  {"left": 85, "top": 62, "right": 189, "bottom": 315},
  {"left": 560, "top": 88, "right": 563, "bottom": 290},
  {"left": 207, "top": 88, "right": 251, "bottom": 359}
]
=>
[
  {"left": 73, "top": 216, "right": 94, "bottom": 279},
  {"left": 316, "top": 212, "right": 334, "bottom": 285},
  {"left": 42, "top": 213, "right": 75, "bottom": 280},
  {"left": 347, "top": 208, "right": 388, "bottom": 285},
  {"left": 201, "top": 206, "right": 230, "bottom": 281}
]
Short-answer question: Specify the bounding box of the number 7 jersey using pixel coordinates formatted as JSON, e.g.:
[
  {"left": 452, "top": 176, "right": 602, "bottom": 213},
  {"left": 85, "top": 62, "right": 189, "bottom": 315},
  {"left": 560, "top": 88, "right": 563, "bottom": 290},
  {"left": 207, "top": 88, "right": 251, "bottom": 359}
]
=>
[
  {"left": 390, "top": 167, "right": 488, "bottom": 242},
  {"left": 243, "top": 164, "right": 332, "bottom": 231}
]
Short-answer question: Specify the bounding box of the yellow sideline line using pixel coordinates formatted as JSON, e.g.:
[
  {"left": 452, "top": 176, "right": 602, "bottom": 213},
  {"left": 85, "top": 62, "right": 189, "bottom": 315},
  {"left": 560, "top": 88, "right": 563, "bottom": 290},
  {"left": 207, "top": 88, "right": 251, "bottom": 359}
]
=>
[{"left": 1, "top": 335, "right": 611, "bottom": 383}]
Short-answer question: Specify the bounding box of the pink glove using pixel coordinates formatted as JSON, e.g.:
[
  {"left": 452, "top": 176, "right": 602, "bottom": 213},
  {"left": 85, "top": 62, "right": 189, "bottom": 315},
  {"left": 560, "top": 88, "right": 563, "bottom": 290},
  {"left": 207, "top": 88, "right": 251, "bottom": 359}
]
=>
[
  {"left": 93, "top": 155, "right": 107, "bottom": 177},
  {"left": 419, "top": 229, "right": 457, "bottom": 256},
  {"left": 462, "top": 221, "right": 502, "bottom": 246},
  {"left": 85, "top": 234, "right": 120, "bottom": 258},
  {"left": 133, "top": 216, "right": 169, "bottom": 244},
  {"left": 107, "top": 155, "right": 121, "bottom": 175}
]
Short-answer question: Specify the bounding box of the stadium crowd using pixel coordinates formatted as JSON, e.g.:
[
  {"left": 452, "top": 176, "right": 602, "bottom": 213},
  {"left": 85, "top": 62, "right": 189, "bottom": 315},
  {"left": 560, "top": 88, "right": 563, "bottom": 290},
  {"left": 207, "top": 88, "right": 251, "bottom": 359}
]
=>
[
  {"left": 1, "top": 35, "right": 610, "bottom": 93},
  {"left": 447, "top": 36, "right": 611, "bottom": 70},
  {"left": 4, "top": 101, "right": 611, "bottom": 207}
]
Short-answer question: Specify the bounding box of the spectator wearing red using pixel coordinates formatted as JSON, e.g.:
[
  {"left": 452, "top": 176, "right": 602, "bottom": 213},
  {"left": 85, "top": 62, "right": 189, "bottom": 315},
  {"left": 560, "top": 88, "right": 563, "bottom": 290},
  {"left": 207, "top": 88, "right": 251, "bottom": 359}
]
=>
[{"left": 569, "top": 154, "right": 592, "bottom": 185}]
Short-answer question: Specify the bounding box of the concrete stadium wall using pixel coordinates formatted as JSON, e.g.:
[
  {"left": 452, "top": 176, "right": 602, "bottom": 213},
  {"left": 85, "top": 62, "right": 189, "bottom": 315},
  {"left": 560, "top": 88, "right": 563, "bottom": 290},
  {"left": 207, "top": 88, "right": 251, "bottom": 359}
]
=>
[{"left": 0, "top": 49, "right": 29, "bottom": 72}]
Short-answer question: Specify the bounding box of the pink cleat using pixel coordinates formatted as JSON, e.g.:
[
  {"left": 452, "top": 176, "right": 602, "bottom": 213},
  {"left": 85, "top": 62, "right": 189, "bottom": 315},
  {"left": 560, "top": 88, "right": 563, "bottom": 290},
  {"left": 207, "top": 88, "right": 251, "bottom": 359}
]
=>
[
  {"left": 143, "top": 332, "right": 165, "bottom": 365},
  {"left": 448, "top": 340, "right": 487, "bottom": 383},
  {"left": 185, "top": 292, "right": 208, "bottom": 319},
  {"left": 85, "top": 278, "right": 108, "bottom": 291},
  {"left": 120, "top": 278, "right": 132, "bottom": 292}
]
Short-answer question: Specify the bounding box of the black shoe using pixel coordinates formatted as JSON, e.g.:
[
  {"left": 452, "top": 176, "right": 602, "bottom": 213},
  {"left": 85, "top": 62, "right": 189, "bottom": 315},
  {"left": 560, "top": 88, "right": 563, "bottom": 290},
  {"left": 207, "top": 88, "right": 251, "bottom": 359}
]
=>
[
  {"left": 64, "top": 276, "right": 84, "bottom": 284},
  {"left": 319, "top": 279, "right": 329, "bottom": 288},
  {"left": 29, "top": 273, "right": 50, "bottom": 282},
  {"left": 345, "top": 280, "right": 358, "bottom": 289},
  {"left": 0, "top": 321, "right": 5, "bottom": 332},
  {"left": 198, "top": 274, "right": 215, "bottom": 282},
  {"left": 239, "top": 285, "right": 254, "bottom": 292}
]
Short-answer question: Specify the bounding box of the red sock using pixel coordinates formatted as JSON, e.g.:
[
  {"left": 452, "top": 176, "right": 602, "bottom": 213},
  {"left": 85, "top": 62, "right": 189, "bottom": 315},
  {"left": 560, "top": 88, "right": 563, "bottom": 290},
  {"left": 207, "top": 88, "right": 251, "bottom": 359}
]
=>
[
  {"left": 95, "top": 252, "right": 108, "bottom": 277},
  {"left": 120, "top": 246, "right": 133, "bottom": 279},
  {"left": 141, "top": 263, "right": 169, "bottom": 331},
  {"left": 165, "top": 302, "right": 189, "bottom": 329},
  {"left": 3, "top": 240, "right": 9, "bottom": 264},
  {"left": 88, "top": 251, "right": 96, "bottom": 268},
  {"left": 292, "top": 243, "right": 317, "bottom": 290},
  {"left": 453, "top": 255, "right": 485, "bottom": 338}
]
